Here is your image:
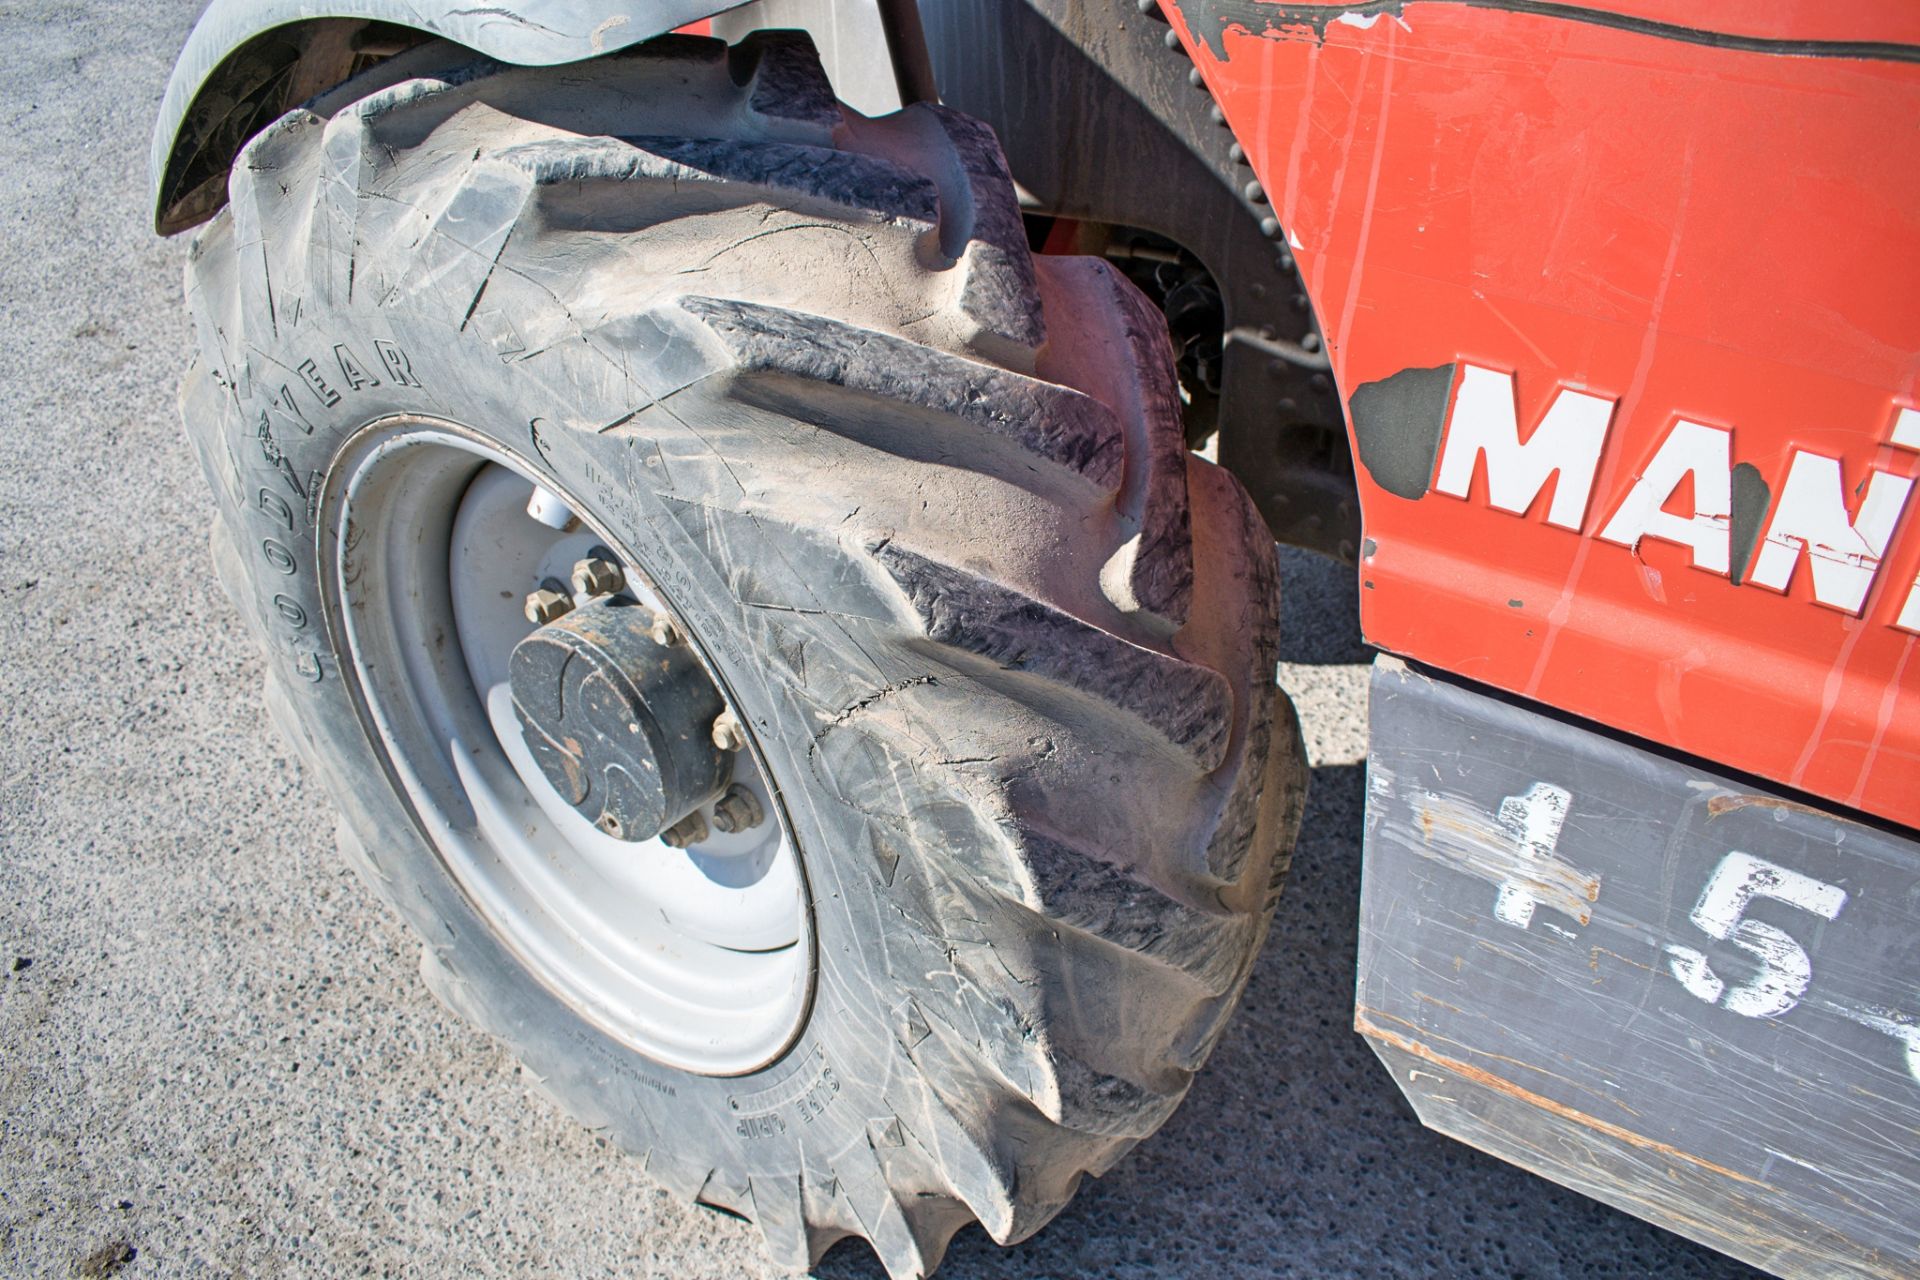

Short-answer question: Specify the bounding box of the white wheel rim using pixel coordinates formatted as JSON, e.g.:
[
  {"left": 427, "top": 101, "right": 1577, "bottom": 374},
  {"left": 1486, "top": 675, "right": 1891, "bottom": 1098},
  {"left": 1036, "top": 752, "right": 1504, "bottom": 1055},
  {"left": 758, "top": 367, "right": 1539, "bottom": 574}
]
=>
[{"left": 329, "top": 425, "right": 812, "bottom": 1075}]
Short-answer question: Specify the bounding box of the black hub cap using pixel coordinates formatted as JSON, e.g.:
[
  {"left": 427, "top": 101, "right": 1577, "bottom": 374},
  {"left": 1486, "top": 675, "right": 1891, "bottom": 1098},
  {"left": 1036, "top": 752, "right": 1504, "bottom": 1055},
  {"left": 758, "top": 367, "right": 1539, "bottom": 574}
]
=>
[{"left": 508, "top": 596, "right": 732, "bottom": 842}]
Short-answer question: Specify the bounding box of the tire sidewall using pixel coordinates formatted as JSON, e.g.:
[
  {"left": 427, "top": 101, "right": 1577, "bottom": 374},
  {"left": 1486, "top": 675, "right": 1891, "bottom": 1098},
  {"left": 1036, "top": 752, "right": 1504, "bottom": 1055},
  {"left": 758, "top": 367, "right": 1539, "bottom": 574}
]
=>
[{"left": 193, "top": 253, "right": 939, "bottom": 1187}]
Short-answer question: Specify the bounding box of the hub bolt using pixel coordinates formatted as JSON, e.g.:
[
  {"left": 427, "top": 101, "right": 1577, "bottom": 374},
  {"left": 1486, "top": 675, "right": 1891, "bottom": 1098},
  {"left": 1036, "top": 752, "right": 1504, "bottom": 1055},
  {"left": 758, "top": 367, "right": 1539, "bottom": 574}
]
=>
[
  {"left": 649, "top": 612, "right": 681, "bottom": 647},
  {"left": 711, "top": 784, "right": 765, "bottom": 835},
  {"left": 571, "top": 556, "right": 625, "bottom": 598},
  {"left": 711, "top": 710, "right": 748, "bottom": 753},
  {"left": 660, "top": 811, "right": 709, "bottom": 849},
  {"left": 524, "top": 587, "right": 574, "bottom": 625}
]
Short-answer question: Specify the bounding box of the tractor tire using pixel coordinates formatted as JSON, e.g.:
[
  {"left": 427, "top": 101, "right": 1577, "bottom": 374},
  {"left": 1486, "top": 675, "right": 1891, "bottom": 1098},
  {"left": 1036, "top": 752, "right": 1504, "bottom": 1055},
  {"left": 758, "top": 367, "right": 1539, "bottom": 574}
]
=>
[{"left": 179, "top": 31, "right": 1306, "bottom": 1278}]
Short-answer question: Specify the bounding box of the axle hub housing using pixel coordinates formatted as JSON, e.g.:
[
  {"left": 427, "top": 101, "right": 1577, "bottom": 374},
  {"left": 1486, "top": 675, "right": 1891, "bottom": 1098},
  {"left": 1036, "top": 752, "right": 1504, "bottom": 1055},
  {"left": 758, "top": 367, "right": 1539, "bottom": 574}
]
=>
[{"left": 508, "top": 595, "right": 732, "bottom": 842}]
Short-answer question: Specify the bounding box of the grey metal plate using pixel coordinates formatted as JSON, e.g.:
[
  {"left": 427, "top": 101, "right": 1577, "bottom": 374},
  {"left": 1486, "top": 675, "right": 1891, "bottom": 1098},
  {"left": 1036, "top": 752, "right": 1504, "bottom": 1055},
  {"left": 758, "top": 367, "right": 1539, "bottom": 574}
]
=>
[
  {"left": 153, "top": 0, "right": 741, "bottom": 215},
  {"left": 1360, "top": 657, "right": 1920, "bottom": 1279}
]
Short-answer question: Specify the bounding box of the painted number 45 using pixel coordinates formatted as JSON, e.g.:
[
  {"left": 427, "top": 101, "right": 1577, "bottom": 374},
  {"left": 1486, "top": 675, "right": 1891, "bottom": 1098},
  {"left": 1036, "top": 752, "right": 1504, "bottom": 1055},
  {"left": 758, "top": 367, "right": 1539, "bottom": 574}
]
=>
[
  {"left": 1664, "top": 852, "right": 1846, "bottom": 1019},
  {"left": 1665, "top": 853, "right": 1920, "bottom": 1081}
]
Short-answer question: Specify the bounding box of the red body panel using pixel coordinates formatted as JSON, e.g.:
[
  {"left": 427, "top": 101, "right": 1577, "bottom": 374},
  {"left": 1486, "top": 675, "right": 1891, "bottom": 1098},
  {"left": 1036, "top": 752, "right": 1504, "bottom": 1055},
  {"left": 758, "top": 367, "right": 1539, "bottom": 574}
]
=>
[{"left": 1165, "top": 0, "right": 1920, "bottom": 826}]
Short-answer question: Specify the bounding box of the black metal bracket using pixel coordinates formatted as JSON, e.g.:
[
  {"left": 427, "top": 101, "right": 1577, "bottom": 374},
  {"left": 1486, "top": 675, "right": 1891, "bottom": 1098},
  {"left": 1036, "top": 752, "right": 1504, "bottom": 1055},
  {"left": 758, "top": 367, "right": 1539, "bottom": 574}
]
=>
[
  {"left": 875, "top": 0, "right": 941, "bottom": 104},
  {"left": 921, "top": 0, "right": 1359, "bottom": 561}
]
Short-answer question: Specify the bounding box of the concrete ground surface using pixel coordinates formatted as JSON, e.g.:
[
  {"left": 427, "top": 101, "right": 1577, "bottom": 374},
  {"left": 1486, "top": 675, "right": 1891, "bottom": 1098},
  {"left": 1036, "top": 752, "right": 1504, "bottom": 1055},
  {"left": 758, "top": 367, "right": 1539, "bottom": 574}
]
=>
[{"left": 0, "top": 4, "right": 1766, "bottom": 1277}]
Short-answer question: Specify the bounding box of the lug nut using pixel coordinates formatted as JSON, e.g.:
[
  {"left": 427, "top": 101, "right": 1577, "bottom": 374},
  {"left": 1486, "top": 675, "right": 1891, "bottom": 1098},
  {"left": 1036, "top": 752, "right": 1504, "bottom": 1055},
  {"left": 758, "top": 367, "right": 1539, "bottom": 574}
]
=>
[
  {"left": 649, "top": 611, "right": 681, "bottom": 647},
  {"left": 524, "top": 587, "right": 574, "bottom": 625},
  {"left": 571, "top": 556, "right": 625, "bottom": 598},
  {"left": 711, "top": 784, "right": 765, "bottom": 835},
  {"left": 711, "top": 710, "right": 748, "bottom": 753},
  {"left": 660, "top": 811, "right": 709, "bottom": 848}
]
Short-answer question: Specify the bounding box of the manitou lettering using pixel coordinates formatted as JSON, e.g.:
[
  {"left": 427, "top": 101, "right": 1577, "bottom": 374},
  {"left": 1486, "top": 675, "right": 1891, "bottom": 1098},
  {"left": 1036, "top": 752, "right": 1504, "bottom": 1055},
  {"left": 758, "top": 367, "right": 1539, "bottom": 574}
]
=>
[
  {"left": 1432, "top": 364, "right": 1614, "bottom": 530},
  {"left": 1426, "top": 372, "right": 1918, "bottom": 625},
  {"left": 1892, "top": 408, "right": 1920, "bottom": 634},
  {"left": 1894, "top": 406, "right": 1920, "bottom": 450},
  {"left": 1749, "top": 453, "right": 1913, "bottom": 614},
  {"left": 1597, "top": 420, "right": 1734, "bottom": 574}
]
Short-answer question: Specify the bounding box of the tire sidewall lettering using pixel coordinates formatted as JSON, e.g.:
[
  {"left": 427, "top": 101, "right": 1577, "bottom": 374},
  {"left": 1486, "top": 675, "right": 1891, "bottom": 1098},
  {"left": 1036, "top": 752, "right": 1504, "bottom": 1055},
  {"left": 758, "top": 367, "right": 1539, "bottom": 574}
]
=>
[{"left": 233, "top": 334, "right": 429, "bottom": 679}]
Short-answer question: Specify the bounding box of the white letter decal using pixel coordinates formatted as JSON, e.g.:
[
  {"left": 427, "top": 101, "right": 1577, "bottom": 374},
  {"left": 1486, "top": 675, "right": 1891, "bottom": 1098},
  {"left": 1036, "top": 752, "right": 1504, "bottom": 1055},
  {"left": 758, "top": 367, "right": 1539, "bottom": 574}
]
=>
[
  {"left": 1898, "top": 579, "right": 1920, "bottom": 634},
  {"left": 1892, "top": 405, "right": 1920, "bottom": 450},
  {"left": 1889, "top": 407, "right": 1920, "bottom": 633},
  {"left": 1748, "top": 452, "right": 1913, "bottom": 613},
  {"left": 1598, "top": 420, "right": 1733, "bottom": 573},
  {"left": 1433, "top": 364, "right": 1615, "bottom": 530}
]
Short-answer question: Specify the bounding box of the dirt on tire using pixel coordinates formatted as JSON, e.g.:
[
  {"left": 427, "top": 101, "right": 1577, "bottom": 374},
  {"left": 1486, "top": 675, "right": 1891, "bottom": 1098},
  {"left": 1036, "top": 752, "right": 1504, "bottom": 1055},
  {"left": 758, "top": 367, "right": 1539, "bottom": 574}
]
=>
[{"left": 180, "top": 31, "right": 1307, "bottom": 1278}]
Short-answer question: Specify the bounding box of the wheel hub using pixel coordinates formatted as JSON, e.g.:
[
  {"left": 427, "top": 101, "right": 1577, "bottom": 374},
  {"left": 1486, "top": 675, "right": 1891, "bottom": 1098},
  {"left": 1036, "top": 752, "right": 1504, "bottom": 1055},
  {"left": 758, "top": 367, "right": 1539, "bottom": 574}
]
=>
[
  {"left": 328, "top": 429, "right": 811, "bottom": 1073},
  {"left": 509, "top": 596, "right": 733, "bottom": 843}
]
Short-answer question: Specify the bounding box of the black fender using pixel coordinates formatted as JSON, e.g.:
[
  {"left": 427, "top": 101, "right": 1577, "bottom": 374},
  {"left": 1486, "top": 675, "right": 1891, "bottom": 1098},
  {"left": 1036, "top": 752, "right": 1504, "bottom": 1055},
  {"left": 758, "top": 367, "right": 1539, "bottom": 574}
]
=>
[
  {"left": 153, "top": 0, "right": 1355, "bottom": 561},
  {"left": 921, "top": 0, "right": 1353, "bottom": 557}
]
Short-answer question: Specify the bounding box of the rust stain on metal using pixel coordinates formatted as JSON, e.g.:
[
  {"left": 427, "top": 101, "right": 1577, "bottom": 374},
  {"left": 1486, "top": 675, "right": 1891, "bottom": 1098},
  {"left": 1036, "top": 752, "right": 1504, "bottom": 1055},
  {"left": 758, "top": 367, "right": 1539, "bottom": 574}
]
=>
[
  {"left": 1407, "top": 789, "right": 1599, "bottom": 924},
  {"left": 1360, "top": 1005, "right": 1621, "bottom": 1110},
  {"left": 1705, "top": 793, "right": 1832, "bottom": 821},
  {"left": 1588, "top": 945, "right": 1655, "bottom": 975},
  {"left": 1355, "top": 1009, "right": 1767, "bottom": 1188}
]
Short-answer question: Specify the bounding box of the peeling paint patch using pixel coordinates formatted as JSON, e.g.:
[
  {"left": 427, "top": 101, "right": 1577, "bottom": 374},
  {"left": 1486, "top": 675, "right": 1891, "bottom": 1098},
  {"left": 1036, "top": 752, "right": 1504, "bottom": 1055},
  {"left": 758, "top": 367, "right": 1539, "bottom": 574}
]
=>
[
  {"left": 1182, "top": 0, "right": 1920, "bottom": 65},
  {"left": 1704, "top": 792, "right": 1832, "bottom": 821},
  {"left": 1185, "top": 1, "right": 1406, "bottom": 56},
  {"left": 1350, "top": 364, "right": 1455, "bottom": 501},
  {"left": 1728, "top": 461, "right": 1770, "bottom": 584},
  {"left": 590, "top": 15, "right": 629, "bottom": 53}
]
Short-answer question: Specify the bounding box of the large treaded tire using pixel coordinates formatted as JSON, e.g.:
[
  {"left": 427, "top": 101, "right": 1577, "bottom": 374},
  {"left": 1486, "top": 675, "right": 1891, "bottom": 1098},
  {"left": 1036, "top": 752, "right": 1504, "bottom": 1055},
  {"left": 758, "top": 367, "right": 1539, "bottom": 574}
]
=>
[{"left": 179, "top": 32, "right": 1307, "bottom": 1277}]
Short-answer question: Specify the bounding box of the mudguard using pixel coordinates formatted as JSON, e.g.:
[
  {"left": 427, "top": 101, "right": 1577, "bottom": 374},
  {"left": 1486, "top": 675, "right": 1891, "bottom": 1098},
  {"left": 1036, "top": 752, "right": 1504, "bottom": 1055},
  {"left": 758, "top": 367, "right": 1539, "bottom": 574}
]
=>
[
  {"left": 1159, "top": 0, "right": 1920, "bottom": 829},
  {"left": 1153, "top": 2, "right": 1920, "bottom": 1272},
  {"left": 152, "top": 0, "right": 741, "bottom": 230}
]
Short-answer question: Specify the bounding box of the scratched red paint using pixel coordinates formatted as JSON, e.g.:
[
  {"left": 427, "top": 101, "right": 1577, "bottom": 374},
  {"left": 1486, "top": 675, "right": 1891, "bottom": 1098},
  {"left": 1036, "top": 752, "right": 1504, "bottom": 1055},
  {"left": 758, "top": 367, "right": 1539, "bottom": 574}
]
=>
[{"left": 1164, "top": 0, "right": 1920, "bottom": 827}]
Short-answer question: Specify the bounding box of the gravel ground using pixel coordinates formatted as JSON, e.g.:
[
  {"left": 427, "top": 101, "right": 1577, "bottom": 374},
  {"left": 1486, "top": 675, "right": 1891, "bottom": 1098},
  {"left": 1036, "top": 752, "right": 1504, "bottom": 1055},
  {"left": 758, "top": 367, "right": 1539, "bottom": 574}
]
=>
[{"left": 0, "top": 4, "right": 1763, "bottom": 1277}]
